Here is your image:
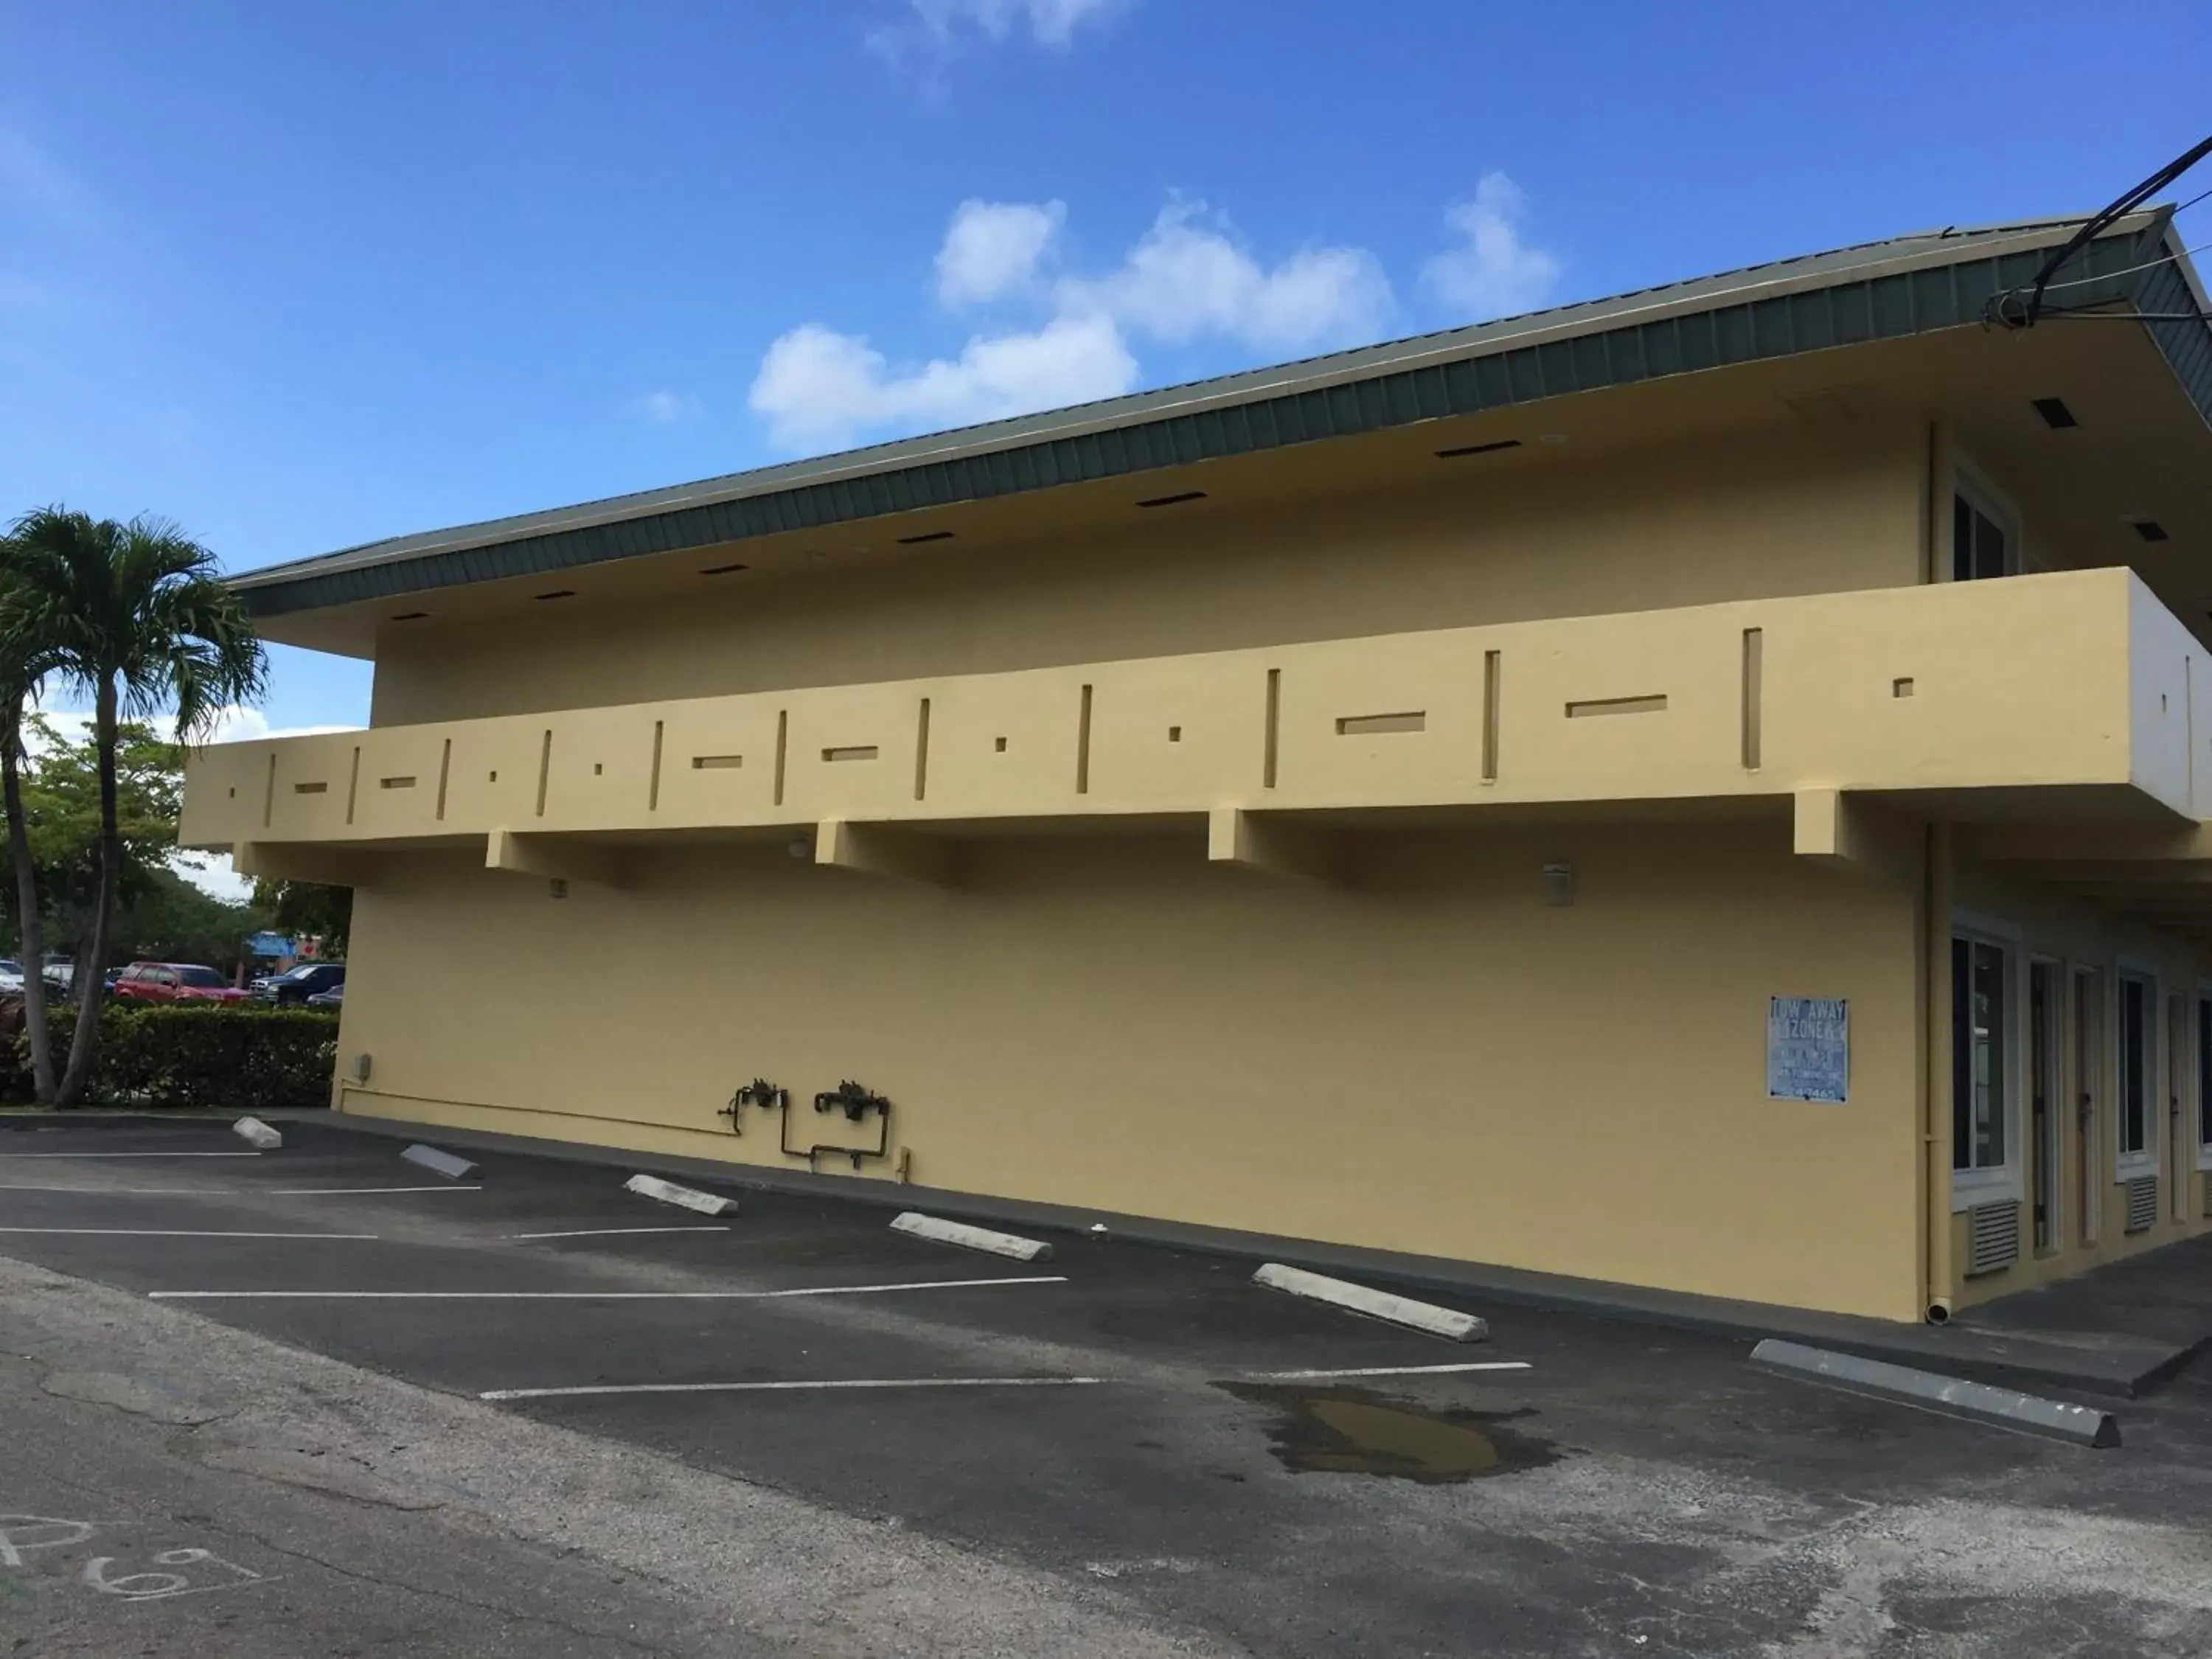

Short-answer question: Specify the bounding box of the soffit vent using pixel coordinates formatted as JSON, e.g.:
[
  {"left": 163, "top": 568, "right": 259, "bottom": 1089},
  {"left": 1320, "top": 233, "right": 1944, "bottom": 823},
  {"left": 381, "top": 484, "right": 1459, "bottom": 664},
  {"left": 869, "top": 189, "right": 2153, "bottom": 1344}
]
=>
[
  {"left": 1966, "top": 1200, "right": 2020, "bottom": 1276},
  {"left": 2125, "top": 1175, "right": 2159, "bottom": 1234}
]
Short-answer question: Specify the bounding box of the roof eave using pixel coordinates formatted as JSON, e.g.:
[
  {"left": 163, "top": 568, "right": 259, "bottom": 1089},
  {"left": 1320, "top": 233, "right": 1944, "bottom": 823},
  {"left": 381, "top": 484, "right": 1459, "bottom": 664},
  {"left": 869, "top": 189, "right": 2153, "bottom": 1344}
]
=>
[{"left": 234, "top": 211, "right": 2208, "bottom": 617}]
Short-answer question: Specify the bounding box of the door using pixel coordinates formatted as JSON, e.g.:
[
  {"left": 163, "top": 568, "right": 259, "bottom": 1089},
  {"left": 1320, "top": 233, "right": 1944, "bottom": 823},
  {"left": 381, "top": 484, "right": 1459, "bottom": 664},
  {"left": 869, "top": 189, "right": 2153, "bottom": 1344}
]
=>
[
  {"left": 2171, "top": 993, "right": 2191, "bottom": 1223},
  {"left": 2029, "top": 962, "right": 2060, "bottom": 1254},
  {"left": 2073, "top": 967, "right": 2102, "bottom": 1245}
]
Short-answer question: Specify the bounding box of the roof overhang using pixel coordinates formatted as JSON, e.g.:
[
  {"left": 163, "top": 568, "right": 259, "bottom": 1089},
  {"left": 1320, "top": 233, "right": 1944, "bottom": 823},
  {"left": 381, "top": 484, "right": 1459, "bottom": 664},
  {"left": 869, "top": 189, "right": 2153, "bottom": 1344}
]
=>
[{"left": 233, "top": 209, "right": 2212, "bottom": 644}]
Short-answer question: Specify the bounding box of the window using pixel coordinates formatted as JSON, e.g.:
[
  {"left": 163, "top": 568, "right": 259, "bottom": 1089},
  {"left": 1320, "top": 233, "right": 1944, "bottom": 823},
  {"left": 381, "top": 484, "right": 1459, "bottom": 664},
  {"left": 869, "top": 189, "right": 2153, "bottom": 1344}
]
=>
[
  {"left": 2118, "top": 974, "right": 2157, "bottom": 1164},
  {"left": 1952, "top": 936, "right": 2010, "bottom": 1172},
  {"left": 1952, "top": 490, "right": 2015, "bottom": 582},
  {"left": 2198, "top": 995, "right": 2212, "bottom": 1159},
  {"left": 176, "top": 967, "right": 227, "bottom": 990}
]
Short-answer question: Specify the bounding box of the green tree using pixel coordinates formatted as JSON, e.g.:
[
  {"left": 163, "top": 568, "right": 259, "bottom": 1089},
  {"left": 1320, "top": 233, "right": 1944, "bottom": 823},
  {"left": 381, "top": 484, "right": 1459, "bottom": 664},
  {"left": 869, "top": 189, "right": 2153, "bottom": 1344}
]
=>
[
  {"left": 2, "top": 509, "right": 267, "bottom": 1105},
  {"left": 7, "top": 714, "right": 266, "bottom": 970},
  {"left": 15, "top": 715, "right": 190, "bottom": 959},
  {"left": 253, "top": 879, "right": 352, "bottom": 958},
  {"left": 0, "top": 557, "right": 62, "bottom": 1101}
]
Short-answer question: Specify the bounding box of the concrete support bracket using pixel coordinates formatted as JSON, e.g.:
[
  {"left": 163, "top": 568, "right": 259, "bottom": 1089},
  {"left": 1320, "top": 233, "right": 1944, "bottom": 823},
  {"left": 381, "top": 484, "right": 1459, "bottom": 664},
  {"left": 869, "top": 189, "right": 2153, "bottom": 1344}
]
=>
[
  {"left": 1209, "top": 807, "right": 1344, "bottom": 886},
  {"left": 1792, "top": 789, "right": 1913, "bottom": 884},
  {"left": 814, "top": 818, "right": 955, "bottom": 886},
  {"left": 486, "top": 827, "right": 629, "bottom": 888},
  {"left": 232, "top": 841, "right": 379, "bottom": 888}
]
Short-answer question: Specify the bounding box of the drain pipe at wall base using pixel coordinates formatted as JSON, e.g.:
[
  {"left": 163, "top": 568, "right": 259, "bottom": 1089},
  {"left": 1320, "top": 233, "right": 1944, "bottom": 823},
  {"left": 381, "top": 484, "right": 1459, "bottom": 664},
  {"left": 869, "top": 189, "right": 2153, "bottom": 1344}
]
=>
[
  {"left": 1918, "top": 420, "right": 1957, "bottom": 1326},
  {"left": 1923, "top": 819, "right": 1955, "bottom": 1324}
]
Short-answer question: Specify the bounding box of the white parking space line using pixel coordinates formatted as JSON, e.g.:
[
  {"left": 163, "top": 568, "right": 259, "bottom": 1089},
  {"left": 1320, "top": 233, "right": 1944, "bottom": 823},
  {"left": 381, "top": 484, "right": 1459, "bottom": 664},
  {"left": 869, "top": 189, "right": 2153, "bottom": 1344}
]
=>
[
  {"left": 506, "top": 1225, "right": 735, "bottom": 1241},
  {"left": 481, "top": 1375, "right": 1103, "bottom": 1402},
  {"left": 0, "top": 1227, "right": 380, "bottom": 1239},
  {"left": 149, "top": 1274, "right": 1068, "bottom": 1302},
  {"left": 0, "top": 1151, "right": 262, "bottom": 1159},
  {"left": 266, "top": 1185, "right": 486, "bottom": 1196},
  {"left": 0, "top": 1181, "right": 482, "bottom": 1197},
  {"left": 1244, "top": 1361, "right": 1533, "bottom": 1380},
  {"left": 0, "top": 1183, "right": 204, "bottom": 1194}
]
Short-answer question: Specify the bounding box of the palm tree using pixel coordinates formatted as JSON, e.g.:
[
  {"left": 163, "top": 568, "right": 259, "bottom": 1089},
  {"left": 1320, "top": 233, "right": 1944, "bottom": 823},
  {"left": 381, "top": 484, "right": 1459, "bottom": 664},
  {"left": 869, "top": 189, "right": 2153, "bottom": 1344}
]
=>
[
  {"left": 3, "top": 509, "right": 266, "bottom": 1105},
  {"left": 0, "top": 555, "right": 60, "bottom": 1102}
]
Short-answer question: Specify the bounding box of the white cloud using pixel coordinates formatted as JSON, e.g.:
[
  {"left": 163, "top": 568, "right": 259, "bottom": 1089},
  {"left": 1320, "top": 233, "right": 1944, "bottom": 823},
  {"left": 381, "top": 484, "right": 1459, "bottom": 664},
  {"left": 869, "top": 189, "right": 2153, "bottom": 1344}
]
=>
[
  {"left": 24, "top": 703, "right": 359, "bottom": 754},
  {"left": 751, "top": 195, "right": 1395, "bottom": 452},
  {"left": 634, "top": 389, "right": 703, "bottom": 425},
  {"left": 749, "top": 177, "right": 1557, "bottom": 453},
  {"left": 173, "top": 850, "right": 254, "bottom": 904},
  {"left": 749, "top": 313, "right": 1135, "bottom": 452},
  {"left": 938, "top": 198, "right": 1065, "bottom": 306},
  {"left": 192, "top": 706, "right": 362, "bottom": 745},
  {"left": 1062, "top": 200, "right": 1393, "bottom": 351},
  {"left": 888, "top": 0, "right": 1123, "bottom": 49},
  {"left": 1421, "top": 173, "right": 1561, "bottom": 321}
]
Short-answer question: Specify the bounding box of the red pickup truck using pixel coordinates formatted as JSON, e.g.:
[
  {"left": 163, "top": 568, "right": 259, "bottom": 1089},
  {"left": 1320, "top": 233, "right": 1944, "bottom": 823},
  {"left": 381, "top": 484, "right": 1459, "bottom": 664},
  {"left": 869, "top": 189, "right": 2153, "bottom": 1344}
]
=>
[{"left": 111, "top": 962, "right": 253, "bottom": 1004}]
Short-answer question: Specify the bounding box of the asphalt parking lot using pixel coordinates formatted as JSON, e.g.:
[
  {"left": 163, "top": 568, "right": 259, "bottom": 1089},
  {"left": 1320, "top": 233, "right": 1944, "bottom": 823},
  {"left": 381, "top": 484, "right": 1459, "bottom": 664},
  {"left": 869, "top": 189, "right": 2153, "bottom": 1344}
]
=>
[{"left": 5, "top": 1114, "right": 2212, "bottom": 1657}]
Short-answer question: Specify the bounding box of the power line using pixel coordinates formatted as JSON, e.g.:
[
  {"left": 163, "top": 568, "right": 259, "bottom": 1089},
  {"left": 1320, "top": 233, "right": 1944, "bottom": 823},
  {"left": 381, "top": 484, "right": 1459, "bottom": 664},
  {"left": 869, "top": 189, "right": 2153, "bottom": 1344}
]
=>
[
  {"left": 1989, "top": 133, "right": 2212, "bottom": 328},
  {"left": 2034, "top": 240, "right": 2205, "bottom": 295}
]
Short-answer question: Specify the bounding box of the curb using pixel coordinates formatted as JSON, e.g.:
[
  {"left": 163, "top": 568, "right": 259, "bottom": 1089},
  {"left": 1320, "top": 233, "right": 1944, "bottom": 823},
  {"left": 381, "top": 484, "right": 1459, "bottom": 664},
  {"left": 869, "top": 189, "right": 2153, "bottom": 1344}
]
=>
[
  {"left": 891, "top": 1211, "right": 1052, "bottom": 1262},
  {"left": 625, "top": 1174, "right": 739, "bottom": 1217},
  {"left": 1253, "top": 1262, "right": 1488, "bottom": 1342},
  {"left": 400, "top": 1144, "right": 479, "bottom": 1182},
  {"left": 1750, "top": 1338, "right": 2121, "bottom": 1448},
  {"left": 276, "top": 1109, "right": 2202, "bottom": 1399}
]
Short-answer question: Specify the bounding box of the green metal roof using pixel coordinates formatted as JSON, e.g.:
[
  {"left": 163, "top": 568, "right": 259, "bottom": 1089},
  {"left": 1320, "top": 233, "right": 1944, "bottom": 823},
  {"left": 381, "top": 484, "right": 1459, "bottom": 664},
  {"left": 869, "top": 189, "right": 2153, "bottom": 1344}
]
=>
[{"left": 234, "top": 212, "right": 2210, "bottom": 619}]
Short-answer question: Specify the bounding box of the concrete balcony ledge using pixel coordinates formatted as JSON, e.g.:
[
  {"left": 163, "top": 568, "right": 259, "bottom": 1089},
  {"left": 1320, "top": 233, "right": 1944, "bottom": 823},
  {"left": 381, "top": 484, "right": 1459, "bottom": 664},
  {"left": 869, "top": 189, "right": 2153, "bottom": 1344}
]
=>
[{"left": 184, "top": 569, "right": 2208, "bottom": 881}]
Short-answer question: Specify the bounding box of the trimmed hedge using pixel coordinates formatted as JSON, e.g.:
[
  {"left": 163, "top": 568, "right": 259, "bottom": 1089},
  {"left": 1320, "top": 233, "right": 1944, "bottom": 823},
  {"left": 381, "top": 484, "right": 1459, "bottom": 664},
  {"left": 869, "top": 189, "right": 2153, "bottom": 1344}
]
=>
[{"left": 4, "top": 1001, "right": 338, "bottom": 1113}]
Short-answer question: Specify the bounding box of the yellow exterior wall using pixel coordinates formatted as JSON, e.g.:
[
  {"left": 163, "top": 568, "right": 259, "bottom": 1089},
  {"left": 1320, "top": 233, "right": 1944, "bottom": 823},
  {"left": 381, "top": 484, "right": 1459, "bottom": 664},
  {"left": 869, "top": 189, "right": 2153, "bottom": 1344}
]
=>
[
  {"left": 333, "top": 820, "right": 1928, "bottom": 1321},
  {"left": 179, "top": 567, "right": 2181, "bottom": 856},
  {"left": 369, "top": 421, "right": 1930, "bottom": 726},
  {"left": 184, "top": 399, "right": 2212, "bottom": 1324}
]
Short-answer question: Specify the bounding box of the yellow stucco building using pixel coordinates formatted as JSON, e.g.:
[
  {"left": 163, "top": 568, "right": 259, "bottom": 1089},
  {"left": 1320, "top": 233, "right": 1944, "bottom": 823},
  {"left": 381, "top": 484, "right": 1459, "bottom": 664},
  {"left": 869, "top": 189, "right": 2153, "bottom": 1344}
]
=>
[{"left": 182, "top": 211, "right": 2212, "bottom": 1325}]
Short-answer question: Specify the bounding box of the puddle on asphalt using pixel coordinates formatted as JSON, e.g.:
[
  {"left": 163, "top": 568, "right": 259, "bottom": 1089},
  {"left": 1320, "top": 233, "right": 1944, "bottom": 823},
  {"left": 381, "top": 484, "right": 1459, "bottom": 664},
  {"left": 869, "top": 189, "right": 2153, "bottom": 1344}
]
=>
[{"left": 1219, "top": 1384, "right": 1560, "bottom": 1484}]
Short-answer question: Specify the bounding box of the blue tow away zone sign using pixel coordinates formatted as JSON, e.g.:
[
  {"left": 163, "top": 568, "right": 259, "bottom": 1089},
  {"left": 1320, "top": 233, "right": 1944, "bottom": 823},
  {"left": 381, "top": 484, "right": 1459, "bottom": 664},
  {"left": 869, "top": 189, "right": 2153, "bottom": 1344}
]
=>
[{"left": 1767, "top": 996, "right": 1848, "bottom": 1103}]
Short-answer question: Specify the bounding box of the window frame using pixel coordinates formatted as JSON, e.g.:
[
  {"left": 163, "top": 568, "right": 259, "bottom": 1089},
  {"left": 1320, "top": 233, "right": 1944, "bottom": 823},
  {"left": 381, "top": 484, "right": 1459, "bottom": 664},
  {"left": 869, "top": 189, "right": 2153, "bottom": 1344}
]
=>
[
  {"left": 1950, "top": 465, "right": 2023, "bottom": 584},
  {"left": 2196, "top": 981, "right": 2212, "bottom": 1172},
  {"left": 2114, "top": 963, "right": 2161, "bottom": 1177},
  {"left": 1950, "top": 912, "right": 2025, "bottom": 1209}
]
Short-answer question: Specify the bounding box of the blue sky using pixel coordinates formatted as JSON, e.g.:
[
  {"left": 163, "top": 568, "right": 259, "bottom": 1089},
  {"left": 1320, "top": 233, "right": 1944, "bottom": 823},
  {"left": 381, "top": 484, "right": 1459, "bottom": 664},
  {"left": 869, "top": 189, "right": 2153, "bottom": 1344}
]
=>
[{"left": 4, "top": 0, "right": 2210, "bottom": 742}]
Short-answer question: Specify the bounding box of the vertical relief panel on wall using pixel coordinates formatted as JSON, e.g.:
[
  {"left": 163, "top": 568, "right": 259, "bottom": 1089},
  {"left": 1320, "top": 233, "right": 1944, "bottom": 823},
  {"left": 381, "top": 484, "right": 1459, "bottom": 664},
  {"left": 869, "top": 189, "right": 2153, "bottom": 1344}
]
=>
[
  {"left": 911, "top": 669, "right": 1082, "bottom": 816},
  {"left": 533, "top": 704, "right": 665, "bottom": 829},
  {"left": 1082, "top": 655, "right": 1262, "bottom": 810},
  {"left": 1741, "top": 627, "right": 1763, "bottom": 771}
]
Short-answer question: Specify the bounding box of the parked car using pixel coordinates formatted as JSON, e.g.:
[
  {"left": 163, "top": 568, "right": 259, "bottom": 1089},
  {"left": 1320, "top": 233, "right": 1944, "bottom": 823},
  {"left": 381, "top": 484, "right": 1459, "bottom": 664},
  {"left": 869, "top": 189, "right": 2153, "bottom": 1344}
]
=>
[
  {"left": 3, "top": 959, "right": 72, "bottom": 999},
  {"left": 305, "top": 981, "right": 344, "bottom": 1010},
  {"left": 111, "top": 962, "right": 253, "bottom": 1004},
  {"left": 254, "top": 962, "right": 345, "bottom": 1006}
]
